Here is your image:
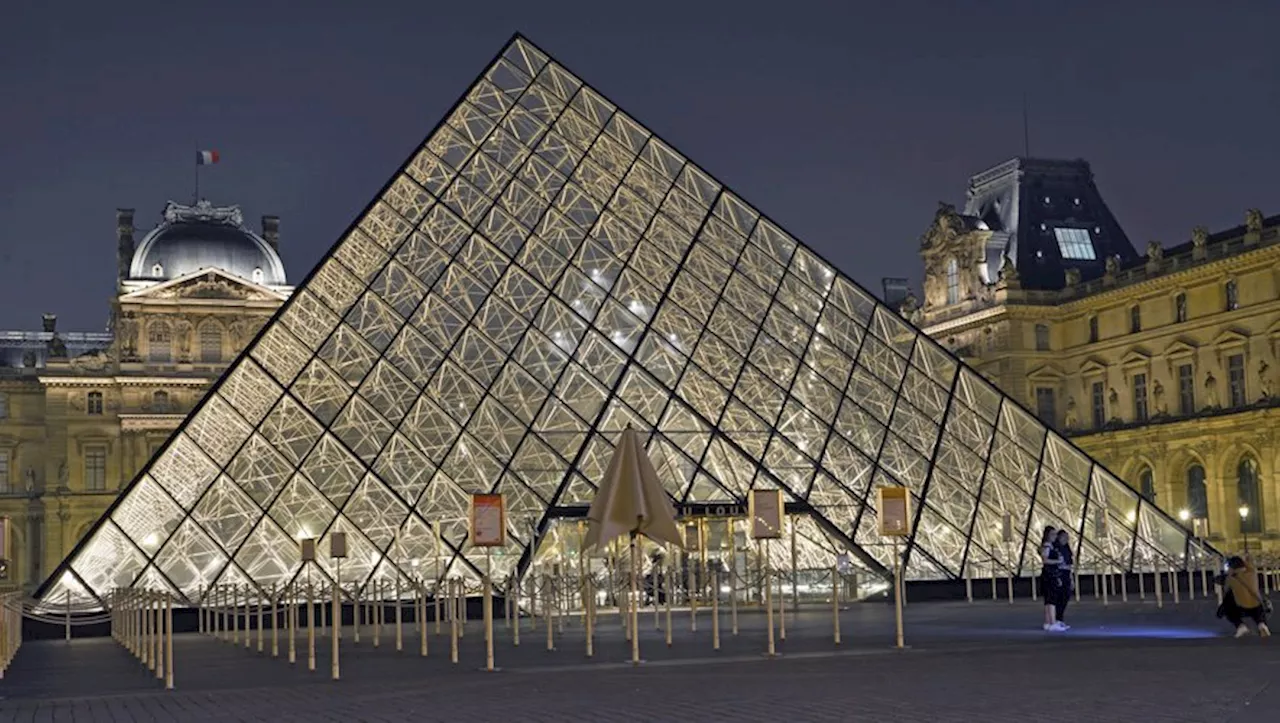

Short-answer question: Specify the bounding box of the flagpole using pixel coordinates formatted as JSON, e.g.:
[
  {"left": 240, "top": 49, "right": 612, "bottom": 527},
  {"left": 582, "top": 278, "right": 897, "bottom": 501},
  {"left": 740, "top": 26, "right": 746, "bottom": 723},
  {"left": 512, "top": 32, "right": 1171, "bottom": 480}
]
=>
[{"left": 194, "top": 146, "right": 200, "bottom": 203}]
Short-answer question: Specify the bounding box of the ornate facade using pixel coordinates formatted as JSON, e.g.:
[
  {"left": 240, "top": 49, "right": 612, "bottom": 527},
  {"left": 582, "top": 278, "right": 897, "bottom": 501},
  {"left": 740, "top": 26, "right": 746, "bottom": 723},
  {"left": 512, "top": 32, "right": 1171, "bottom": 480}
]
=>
[
  {"left": 0, "top": 201, "right": 290, "bottom": 590},
  {"left": 915, "top": 157, "right": 1278, "bottom": 555}
]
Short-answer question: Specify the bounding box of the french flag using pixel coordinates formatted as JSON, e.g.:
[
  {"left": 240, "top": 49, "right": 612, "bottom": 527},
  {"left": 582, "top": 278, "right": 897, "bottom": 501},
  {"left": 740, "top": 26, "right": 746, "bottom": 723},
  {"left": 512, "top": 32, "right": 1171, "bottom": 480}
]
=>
[{"left": 196, "top": 150, "right": 220, "bottom": 165}]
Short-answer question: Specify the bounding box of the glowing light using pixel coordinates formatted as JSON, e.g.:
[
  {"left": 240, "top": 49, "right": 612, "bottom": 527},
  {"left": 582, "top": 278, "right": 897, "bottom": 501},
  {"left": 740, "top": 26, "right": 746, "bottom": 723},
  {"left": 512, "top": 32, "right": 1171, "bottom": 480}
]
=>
[
  {"left": 628, "top": 299, "right": 647, "bottom": 317},
  {"left": 296, "top": 528, "right": 311, "bottom": 541},
  {"left": 1240, "top": 505, "right": 1250, "bottom": 520},
  {"left": 411, "top": 558, "right": 421, "bottom": 567},
  {"left": 1125, "top": 510, "right": 1136, "bottom": 523},
  {"left": 1178, "top": 509, "right": 1190, "bottom": 522},
  {"left": 143, "top": 533, "right": 159, "bottom": 547}
]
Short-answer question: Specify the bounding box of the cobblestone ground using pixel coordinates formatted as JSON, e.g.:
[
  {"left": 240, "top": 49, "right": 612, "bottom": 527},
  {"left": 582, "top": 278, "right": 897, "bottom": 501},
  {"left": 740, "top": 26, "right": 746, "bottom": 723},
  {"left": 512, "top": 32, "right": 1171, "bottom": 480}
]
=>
[{"left": 2, "top": 598, "right": 1277, "bottom": 722}]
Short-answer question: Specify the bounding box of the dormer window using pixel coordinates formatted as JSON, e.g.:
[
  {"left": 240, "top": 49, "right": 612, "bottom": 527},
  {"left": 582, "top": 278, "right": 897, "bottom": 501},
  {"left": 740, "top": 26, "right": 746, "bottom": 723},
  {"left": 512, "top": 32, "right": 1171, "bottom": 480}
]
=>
[
  {"left": 151, "top": 263, "right": 164, "bottom": 276},
  {"left": 1054, "top": 228, "right": 1096, "bottom": 260},
  {"left": 252, "top": 267, "right": 264, "bottom": 284}
]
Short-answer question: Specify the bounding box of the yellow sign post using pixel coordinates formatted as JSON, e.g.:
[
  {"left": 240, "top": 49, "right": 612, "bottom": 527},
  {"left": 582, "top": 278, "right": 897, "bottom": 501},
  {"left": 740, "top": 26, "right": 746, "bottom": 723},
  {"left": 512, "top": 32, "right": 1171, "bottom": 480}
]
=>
[
  {"left": 876, "top": 487, "right": 911, "bottom": 650},
  {"left": 470, "top": 493, "right": 505, "bottom": 672},
  {"left": 749, "top": 490, "right": 783, "bottom": 658}
]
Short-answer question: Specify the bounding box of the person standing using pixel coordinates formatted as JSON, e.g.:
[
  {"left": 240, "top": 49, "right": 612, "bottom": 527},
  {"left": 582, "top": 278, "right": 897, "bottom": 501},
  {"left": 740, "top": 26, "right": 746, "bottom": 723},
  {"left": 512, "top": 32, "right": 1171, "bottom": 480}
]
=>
[
  {"left": 1051, "top": 529, "right": 1074, "bottom": 631},
  {"left": 1039, "top": 526, "right": 1062, "bottom": 631}
]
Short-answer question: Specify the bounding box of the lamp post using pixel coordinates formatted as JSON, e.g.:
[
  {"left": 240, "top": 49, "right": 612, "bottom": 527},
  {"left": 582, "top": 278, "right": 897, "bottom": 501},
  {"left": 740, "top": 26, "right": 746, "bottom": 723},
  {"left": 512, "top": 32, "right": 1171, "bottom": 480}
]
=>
[{"left": 1239, "top": 505, "right": 1251, "bottom": 554}]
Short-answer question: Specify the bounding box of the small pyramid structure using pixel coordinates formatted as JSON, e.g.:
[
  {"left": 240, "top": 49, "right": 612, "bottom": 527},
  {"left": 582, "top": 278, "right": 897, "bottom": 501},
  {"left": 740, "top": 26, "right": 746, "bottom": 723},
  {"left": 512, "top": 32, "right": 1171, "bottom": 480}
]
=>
[{"left": 38, "top": 35, "right": 1210, "bottom": 608}]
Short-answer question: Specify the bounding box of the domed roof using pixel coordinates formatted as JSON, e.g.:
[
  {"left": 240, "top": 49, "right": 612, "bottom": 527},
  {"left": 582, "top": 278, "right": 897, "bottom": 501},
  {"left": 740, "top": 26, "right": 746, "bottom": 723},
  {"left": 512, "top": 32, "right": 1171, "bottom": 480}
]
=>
[{"left": 129, "top": 200, "right": 287, "bottom": 286}]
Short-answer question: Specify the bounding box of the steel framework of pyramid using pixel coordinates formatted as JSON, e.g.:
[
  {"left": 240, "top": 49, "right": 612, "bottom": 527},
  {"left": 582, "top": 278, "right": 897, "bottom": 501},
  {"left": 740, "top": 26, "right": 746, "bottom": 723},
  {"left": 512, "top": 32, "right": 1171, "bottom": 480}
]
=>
[{"left": 38, "top": 34, "right": 1214, "bottom": 609}]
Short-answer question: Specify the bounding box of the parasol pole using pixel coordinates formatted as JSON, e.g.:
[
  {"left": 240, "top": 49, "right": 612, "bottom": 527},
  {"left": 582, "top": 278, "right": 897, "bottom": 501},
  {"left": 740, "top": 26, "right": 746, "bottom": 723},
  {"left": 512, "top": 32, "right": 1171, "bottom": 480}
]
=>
[{"left": 630, "top": 527, "right": 641, "bottom": 665}]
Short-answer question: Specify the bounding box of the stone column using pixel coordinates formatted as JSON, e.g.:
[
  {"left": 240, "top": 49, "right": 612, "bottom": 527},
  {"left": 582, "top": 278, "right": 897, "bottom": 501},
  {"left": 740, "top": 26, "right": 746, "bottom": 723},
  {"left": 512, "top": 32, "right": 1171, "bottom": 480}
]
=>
[{"left": 26, "top": 509, "right": 43, "bottom": 588}]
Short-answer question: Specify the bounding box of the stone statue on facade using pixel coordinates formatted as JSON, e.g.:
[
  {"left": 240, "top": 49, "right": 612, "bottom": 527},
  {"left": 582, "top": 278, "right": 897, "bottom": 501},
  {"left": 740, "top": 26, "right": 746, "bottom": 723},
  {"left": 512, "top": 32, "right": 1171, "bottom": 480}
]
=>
[
  {"left": 23, "top": 468, "right": 35, "bottom": 494},
  {"left": 1192, "top": 225, "right": 1209, "bottom": 260},
  {"left": 228, "top": 319, "right": 249, "bottom": 348},
  {"left": 1246, "top": 208, "right": 1264, "bottom": 234},
  {"left": 56, "top": 460, "right": 68, "bottom": 489},
  {"left": 1145, "top": 240, "right": 1163, "bottom": 264},
  {"left": 1063, "top": 267, "right": 1081, "bottom": 288},
  {"left": 997, "top": 252, "right": 1019, "bottom": 285},
  {"left": 1152, "top": 379, "right": 1167, "bottom": 416},
  {"left": 1064, "top": 396, "right": 1078, "bottom": 429},
  {"left": 1260, "top": 360, "right": 1274, "bottom": 401},
  {"left": 115, "top": 314, "right": 139, "bottom": 359},
  {"left": 174, "top": 319, "right": 193, "bottom": 362},
  {"left": 47, "top": 333, "right": 67, "bottom": 358},
  {"left": 1104, "top": 255, "right": 1121, "bottom": 278},
  {"left": 898, "top": 292, "right": 923, "bottom": 325},
  {"left": 1204, "top": 371, "right": 1220, "bottom": 410}
]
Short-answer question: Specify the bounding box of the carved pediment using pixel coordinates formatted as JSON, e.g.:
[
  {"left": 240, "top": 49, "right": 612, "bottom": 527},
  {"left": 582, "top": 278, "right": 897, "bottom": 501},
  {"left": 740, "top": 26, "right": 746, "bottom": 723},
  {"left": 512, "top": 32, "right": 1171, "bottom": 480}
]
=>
[
  {"left": 1212, "top": 327, "right": 1250, "bottom": 350},
  {"left": 1163, "top": 337, "right": 1199, "bottom": 360},
  {"left": 1027, "top": 363, "right": 1065, "bottom": 381},
  {"left": 1079, "top": 357, "right": 1109, "bottom": 377},
  {"left": 1120, "top": 348, "right": 1152, "bottom": 370},
  {"left": 122, "top": 268, "right": 284, "bottom": 303}
]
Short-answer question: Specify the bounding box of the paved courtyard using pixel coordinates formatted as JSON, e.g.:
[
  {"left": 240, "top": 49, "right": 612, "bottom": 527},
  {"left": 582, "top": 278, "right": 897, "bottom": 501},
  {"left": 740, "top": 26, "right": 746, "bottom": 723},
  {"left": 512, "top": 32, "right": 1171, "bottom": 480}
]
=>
[{"left": 2, "top": 597, "right": 1278, "bottom": 722}]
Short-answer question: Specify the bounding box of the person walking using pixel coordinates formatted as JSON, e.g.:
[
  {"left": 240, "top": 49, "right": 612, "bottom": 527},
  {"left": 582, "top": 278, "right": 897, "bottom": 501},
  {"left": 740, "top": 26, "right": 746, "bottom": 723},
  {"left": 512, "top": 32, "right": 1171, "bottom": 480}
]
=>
[
  {"left": 1039, "top": 526, "right": 1063, "bottom": 631},
  {"left": 1219, "top": 555, "right": 1271, "bottom": 638}
]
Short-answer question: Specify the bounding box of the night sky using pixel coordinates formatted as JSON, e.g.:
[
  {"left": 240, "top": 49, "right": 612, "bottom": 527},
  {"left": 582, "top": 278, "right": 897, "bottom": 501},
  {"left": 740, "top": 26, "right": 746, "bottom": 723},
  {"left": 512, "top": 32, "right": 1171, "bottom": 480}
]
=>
[{"left": 4, "top": 1, "right": 1279, "bottom": 331}]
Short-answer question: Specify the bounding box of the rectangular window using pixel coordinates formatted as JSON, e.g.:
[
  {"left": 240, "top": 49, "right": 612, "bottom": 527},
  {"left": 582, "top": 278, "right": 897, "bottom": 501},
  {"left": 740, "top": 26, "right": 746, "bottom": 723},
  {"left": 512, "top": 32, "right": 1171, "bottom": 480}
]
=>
[
  {"left": 1228, "top": 354, "right": 1247, "bottom": 407},
  {"left": 0, "top": 392, "right": 7, "bottom": 419},
  {"left": 84, "top": 446, "right": 107, "bottom": 492},
  {"left": 1091, "top": 381, "right": 1106, "bottom": 428},
  {"left": 1088, "top": 316, "right": 1099, "bottom": 343},
  {"left": 1178, "top": 364, "right": 1195, "bottom": 415},
  {"left": 1133, "top": 373, "right": 1148, "bottom": 422},
  {"left": 87, "top": 391, "right": 104, "bottom": 415},
  {"left": 0, "top": 450, "right": 9, "bottom": 493},
  {"left": 1130, "top": 305, "right": 1141, "bottom": 333},
  {"left": 1035, "top": 387, "right": 1056, "bottom": 425},
  {"left": 1054, "top": 227, "right": 1097, "bottom": 260},
  {"left": 1034, "top": 324, "right": 1050, "bottom": 352}
]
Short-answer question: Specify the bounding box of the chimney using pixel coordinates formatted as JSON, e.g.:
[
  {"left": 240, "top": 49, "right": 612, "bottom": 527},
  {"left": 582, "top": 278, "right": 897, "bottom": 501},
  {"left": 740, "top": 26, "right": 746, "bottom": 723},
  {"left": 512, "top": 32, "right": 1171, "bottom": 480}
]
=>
[
  {"left": 116, "top": 208, "right": 135, "bottom": 281},
  {"left": 41, "top": 313, "right": 57, "bottom": 333},
  {"left": 261, "top": 215, "right": 280, "bottom": 252},
  {"left": 881, "top": 277, "right": 910, "bottom": 309}
]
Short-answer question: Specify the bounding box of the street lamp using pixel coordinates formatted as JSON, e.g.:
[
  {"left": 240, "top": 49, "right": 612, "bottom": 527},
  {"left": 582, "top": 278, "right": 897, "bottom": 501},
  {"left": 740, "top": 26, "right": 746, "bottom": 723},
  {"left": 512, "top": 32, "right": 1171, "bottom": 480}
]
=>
[
  {"left": 1179, "top": 509, "right": 1191, "bottom": 524},
  {"left": 1239, "top": 505, "right": 1251, "bottom": 554}
]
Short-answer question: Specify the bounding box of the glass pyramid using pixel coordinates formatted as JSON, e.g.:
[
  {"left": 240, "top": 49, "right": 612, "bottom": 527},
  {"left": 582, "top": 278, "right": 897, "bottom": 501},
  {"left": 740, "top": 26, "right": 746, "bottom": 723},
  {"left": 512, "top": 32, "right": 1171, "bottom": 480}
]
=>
[{"left": 37, "top": 34, "right": 1210, "bottom": 609}]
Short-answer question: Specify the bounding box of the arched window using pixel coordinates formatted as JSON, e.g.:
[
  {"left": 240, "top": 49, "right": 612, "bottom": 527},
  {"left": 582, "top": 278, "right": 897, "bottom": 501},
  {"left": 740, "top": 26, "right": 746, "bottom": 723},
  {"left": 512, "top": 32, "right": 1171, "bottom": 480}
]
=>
[
  {"left": 152, "top": 390, "right": 170, "bottom": 412},
  {"left": 1138, "top": 466, "right": 1156, "bottom": 502},
  {"left": 945, "top": 258, "right": 959, "bottom": 305},
  {"left": 148, "top": 321, "right": 171, "bottom": 363},
  {"left": 199, "top": 324, "right": 223, "bottom": 363},
  {"left": 1238, "top": 457, "right": 1263, "bottom": 534},
  {"left": 1187, "top": 464, "right": 1208, "bottom": 520}
]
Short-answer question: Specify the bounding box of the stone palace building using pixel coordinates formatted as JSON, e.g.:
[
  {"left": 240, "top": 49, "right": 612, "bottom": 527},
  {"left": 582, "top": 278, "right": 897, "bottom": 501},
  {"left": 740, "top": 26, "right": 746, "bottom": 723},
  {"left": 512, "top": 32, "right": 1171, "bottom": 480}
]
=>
[{"left": 0, "top": 200, "right": 291, "bottom": 590}]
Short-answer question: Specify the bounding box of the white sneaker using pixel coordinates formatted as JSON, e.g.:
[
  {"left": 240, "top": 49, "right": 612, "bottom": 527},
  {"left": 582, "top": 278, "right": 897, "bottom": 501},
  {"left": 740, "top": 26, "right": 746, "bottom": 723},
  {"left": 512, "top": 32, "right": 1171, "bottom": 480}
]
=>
[
  {"left": 1043, "top": 623, "right": 1053, "bottom": 631},
  {"left": 1050, "top": 622, "right": 1070, "bottom": 632},
  {"left": 1259, "top": 623, "right": 1271, "bottom": 638},
  {"left": 1236, "top": 625, "right": 1251, "bottom": 638}
]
